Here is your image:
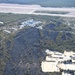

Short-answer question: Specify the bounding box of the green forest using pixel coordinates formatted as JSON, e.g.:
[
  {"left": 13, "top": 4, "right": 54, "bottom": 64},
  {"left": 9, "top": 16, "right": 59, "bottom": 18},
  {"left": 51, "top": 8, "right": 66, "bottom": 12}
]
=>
[{"left": 0, "top": 13, "right": 75, "bottom": 75}]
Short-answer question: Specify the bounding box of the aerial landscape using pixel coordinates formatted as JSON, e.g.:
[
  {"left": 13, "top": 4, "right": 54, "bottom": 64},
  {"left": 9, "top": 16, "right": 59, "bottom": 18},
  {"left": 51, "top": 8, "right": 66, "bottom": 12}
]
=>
[{"left": 0, "top": 0, "right": 75, "bottom": 75}]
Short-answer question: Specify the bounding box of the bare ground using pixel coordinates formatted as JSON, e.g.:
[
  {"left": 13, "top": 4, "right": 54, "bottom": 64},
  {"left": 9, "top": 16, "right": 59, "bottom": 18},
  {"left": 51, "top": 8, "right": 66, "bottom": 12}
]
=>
[{"left": 0, "top": 3, "right": 75, "bottom": 17}]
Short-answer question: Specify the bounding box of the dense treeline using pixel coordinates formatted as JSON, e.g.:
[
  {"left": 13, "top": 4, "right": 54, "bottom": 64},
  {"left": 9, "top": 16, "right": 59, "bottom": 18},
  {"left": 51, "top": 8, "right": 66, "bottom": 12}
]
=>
[{"left": 0, "top": 13, "right": 75, "bottom": 75}]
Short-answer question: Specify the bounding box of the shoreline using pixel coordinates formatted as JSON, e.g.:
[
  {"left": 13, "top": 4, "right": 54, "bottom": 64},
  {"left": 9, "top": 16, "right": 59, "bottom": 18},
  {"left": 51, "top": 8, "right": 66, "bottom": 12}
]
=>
[
  {"left": 0, "top": 3, "right": 75, "bottom": 17},
  {"left": 0, "top": 3, "right": 75, "bottom": 8}
]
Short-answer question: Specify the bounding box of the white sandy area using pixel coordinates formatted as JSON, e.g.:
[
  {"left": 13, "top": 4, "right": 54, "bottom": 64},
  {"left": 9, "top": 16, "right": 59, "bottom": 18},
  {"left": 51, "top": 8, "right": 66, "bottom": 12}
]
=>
[{"left": 0, "top": 3, "right": 75, "bottom": 17}]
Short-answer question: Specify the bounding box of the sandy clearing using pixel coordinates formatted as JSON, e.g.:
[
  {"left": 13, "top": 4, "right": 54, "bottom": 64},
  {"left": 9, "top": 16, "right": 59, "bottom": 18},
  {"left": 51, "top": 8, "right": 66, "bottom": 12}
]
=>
[
  {"left": 30, "top": 13, "right": 75, "bottom": 17},
  {"left": 0, "top": 3, "right": 75, "bottom": 17}
]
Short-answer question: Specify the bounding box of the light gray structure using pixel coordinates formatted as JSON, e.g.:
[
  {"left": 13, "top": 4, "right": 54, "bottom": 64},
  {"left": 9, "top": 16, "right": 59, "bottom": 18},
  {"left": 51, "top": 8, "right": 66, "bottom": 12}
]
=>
[{"left": 41, "top": 49, "right": 75, "bottom": 75}]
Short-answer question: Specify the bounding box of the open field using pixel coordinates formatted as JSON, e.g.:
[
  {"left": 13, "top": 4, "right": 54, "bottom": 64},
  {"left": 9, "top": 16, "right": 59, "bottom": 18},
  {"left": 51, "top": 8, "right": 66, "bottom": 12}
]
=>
[{"left": 0, "top": 3, "right": 75, "bottom": 17}]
